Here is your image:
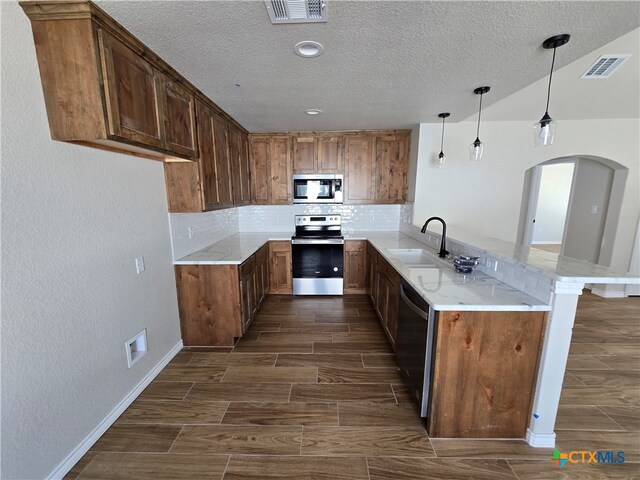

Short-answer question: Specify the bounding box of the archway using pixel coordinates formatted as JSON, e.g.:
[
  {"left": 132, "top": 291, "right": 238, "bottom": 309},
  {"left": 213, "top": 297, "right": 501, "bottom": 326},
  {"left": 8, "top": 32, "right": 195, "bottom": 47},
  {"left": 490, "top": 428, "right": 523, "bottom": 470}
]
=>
[{"left": 517, "top": 155, "right": 628, "bottom": 266}]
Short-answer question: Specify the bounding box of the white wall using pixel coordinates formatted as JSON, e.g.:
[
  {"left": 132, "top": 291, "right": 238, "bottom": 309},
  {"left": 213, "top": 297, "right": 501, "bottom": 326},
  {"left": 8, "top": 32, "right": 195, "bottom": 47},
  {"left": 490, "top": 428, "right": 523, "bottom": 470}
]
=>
[
  {"left": 532, "top": 163, "right": 574, "bottom": 244},
  {"left": 1, "top": 4, "right": 182, "bottom": 478},
  {"left": 563, "top": 159, "right": 614, "bottom": 263}
]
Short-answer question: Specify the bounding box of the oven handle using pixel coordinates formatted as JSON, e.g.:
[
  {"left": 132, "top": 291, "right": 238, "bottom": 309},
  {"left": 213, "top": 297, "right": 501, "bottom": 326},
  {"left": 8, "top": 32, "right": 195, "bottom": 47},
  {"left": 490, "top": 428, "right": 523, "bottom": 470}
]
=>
[{"left": 291, "top": 239, "right": 345, "bottom": 245}]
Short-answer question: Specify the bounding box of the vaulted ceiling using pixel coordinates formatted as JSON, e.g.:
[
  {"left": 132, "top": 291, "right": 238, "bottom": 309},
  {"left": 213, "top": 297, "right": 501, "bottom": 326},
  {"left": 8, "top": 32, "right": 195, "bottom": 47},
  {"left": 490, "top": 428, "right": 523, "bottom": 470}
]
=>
[{"left": 96, "top": 1, "right": 640, "bottom": 132}]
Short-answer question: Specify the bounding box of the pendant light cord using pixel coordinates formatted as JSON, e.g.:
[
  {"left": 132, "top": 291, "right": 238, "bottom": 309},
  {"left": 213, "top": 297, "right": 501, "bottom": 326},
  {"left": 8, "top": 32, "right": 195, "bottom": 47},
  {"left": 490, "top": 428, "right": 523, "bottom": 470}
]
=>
[
  {"left": 545, "top": 47, "right": 557, "bottom": 114},
  {"left": 440, "top": 115, "right": 446, "bottom": 150},
  {"left": 476, "top": 92, "right": 483, "bottom": 138}
]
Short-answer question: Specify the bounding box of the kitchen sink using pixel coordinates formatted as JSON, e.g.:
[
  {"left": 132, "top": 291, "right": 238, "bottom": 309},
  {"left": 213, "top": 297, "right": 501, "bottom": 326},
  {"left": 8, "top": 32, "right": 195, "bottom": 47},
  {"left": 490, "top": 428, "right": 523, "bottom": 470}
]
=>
[{"left": 388, "top": 249, "right": 437, "bottom": 267}]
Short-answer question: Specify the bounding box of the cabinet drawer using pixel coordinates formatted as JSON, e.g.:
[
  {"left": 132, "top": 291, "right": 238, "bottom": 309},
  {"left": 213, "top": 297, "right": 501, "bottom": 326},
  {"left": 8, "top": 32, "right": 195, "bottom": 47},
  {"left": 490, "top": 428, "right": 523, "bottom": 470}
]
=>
[
  {"left": 345, "top": 240, "right": 366, "bottom": 252},
  {"left": 239, "top": 255, "right": 256, "bottom": 275}
]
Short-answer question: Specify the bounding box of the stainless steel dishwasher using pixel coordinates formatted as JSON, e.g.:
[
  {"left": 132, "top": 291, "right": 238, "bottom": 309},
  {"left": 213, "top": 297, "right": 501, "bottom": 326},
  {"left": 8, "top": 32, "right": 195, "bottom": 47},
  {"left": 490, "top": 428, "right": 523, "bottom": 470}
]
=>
[{"left": 395, "top": 279, "right": 436, "bottom": 418}]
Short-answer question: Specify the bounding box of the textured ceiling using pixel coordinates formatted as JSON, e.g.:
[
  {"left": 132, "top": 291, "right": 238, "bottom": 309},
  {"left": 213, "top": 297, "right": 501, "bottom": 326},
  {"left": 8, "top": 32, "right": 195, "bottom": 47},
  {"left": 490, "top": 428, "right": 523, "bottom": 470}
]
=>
[{"left": 96, "top": 1, "right": 640, "bottom": 132}]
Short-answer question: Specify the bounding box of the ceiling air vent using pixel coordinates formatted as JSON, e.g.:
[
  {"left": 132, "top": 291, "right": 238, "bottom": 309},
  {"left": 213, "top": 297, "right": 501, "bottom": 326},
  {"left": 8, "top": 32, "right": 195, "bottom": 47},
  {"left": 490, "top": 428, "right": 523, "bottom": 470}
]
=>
[
  {"left": 580, "top": 54, "right": 631, "bottom": 79},
  {"left": 265, "top": 0, "right": 327, "bottom": 24}
]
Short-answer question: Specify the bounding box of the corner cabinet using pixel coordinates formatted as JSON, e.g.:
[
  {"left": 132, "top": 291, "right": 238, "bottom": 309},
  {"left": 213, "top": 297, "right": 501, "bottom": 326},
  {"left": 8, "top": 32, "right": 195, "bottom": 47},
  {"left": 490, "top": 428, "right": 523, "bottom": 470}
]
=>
[
  {"left": 174, "top": 244, "right": 269, "bottom": 346},
  {"left": 345, "top": 132, "right": 410, "bottom": 205},
  {"left": 164, "top": 102, "right": 234, "bottom": 212}
]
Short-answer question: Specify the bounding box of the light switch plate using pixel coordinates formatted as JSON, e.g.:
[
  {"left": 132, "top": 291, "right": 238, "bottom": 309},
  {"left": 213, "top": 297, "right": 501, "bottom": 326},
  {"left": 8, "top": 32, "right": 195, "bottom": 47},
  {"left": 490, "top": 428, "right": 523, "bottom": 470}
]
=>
[{"left": 135, "top": 256, "right": 145, "bottom": 274}]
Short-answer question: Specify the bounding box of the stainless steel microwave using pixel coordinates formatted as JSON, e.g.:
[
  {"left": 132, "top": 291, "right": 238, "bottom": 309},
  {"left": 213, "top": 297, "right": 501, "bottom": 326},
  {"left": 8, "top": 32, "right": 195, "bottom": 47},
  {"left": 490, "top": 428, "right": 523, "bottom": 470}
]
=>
[{"left": 292, "top": 174, "right": 343, "bottom": 204}]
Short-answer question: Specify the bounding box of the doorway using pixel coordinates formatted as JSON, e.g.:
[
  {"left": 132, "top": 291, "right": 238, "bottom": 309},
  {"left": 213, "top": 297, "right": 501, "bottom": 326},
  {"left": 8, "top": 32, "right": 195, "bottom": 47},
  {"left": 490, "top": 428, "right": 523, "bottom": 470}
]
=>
[
  {"left": 517, "top": 156, "right": 627, "bottom": 266},
  {"left": 530, "top": 162, "right": 575, "bottom": 254}
]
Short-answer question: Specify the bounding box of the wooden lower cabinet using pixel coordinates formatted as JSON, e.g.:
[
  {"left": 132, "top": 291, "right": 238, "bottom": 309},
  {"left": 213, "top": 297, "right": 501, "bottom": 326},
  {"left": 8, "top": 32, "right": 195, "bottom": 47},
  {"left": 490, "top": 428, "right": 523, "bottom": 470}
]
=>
[
  {"left": 366, "top": 242, "right": 400, "bottom": 349},
  {"left": 428, "top": 310, "right": 546, "bottom": 438},
  {"left": 175, "top": 243, "right": 269, "bottom": 346},
  {"left": 269, "top": 241, "right": 292, "bottom": 294},
  {"left": 344, "top": 240, "right": 367, "bottom": 293}
]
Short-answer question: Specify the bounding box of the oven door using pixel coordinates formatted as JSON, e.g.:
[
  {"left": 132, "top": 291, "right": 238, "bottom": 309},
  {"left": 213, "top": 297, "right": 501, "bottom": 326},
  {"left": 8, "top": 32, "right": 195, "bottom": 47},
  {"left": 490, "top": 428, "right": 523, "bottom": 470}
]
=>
[{"left": 291, "top": 239, "right": 344, "bottom": 295}]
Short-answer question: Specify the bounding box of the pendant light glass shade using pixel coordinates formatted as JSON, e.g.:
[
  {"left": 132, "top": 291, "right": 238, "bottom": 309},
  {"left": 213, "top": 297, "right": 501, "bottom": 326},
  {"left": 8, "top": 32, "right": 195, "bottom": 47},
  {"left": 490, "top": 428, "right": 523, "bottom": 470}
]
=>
[
  {"left": 469, "top": 138, "right": 483, "bottom": 161},
  {"left": 533, "top": 113, "right": 557, "bottom": 146},
  {"left": 470, "top": 87, "right": 490, "bottom": 161},
  {"left": 535, "top": 34, "right": 570, "bottom": 147},
  {"left": 435, "top": 112, "right": 450, "bottom": 168}
]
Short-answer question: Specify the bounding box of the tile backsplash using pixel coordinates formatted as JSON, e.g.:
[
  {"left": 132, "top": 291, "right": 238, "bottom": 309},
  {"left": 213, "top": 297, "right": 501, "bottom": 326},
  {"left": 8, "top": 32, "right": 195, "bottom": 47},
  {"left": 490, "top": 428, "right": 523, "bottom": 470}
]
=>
[
  {"left": 169, "top": 208, "right": 239, "bottom": 260},
  {"left": 170, "top": 204, "right": 403, "bottom": 259},
  {"left": 239, "top": 204, "right": 402, "bottom": 233}
]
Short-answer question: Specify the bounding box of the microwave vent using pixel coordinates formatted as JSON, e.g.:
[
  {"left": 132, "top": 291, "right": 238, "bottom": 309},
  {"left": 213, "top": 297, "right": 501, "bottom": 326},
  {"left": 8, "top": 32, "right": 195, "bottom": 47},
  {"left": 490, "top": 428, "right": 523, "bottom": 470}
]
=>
[{"left": 265, "top": 0, "right": 327, "bottom": 23}]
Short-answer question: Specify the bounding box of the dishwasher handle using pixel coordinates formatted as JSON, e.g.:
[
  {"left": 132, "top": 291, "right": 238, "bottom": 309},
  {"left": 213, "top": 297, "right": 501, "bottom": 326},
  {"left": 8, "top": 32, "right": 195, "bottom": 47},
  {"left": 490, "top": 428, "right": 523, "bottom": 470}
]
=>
[{"left": 400, "top": 285, "right": 430, "bottom": 320}]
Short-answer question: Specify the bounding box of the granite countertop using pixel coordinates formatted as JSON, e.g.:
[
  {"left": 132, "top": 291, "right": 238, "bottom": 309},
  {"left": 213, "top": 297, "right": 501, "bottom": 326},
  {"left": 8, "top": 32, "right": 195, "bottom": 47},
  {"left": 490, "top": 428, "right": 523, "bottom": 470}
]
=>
[{"left": 174, "top": 230, "right": 550, "bottom": 312}]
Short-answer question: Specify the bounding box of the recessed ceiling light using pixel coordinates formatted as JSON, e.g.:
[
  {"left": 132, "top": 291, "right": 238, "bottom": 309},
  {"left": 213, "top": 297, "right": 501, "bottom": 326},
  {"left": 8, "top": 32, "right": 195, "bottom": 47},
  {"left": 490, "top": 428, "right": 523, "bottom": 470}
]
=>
[
  {"left": 294, "top": 41, "right": 324, "bottom": 58},
  {"left": 305, "top": 109, "right": 322, "bottom": 115}
]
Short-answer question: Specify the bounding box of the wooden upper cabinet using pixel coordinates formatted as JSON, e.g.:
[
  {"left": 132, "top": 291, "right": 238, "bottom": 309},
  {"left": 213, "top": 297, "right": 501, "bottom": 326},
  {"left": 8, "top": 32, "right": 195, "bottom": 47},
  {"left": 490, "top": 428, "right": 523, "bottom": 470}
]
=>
[
  {"left": 249, "top": 135, "right": 291, "bottom": 205},
  {"left": 375, "top": 134, "right": 409, "bottom": 203},
  {"left": 292, "top": 135, "right": 343, "bottom": 174},
  {"left": 164, "top": 101, "right": 233, "bottom": 212},
  {"left": 293, "top": 137, "right": 318, "bottom": 173},
  {"left": 229, "top": 126, "right": 251, "bottom": 205},
  {"left": 250, "top": 136, "right": 271, "bottom": 204},
  {"left": 20, "top": 1, "right": 252, "bottom": 164},
  {"left": 345, "top": 136, "right": 375, "bottom": 204},
  {"left": 159, "top": 76, "right": 197, "bottom": 159},
  {"left": 98, "top": 29, "right": 164, "bottom": 149},
  {"left": 270, "top": 136, "right": 292, "bottom": 204},
  {"left": 318, "top": 136, "right": 344, "bottom": 173},
  {"left": 211, "top": 112, "right": 234, "bottom": 208}
]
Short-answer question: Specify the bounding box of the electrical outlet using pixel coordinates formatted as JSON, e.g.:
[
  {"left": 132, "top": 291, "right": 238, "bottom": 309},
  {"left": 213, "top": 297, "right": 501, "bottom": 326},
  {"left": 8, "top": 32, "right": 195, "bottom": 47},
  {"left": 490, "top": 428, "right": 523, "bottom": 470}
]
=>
[
  {"left": 135, "top": 256, "right": 145, "bottom": 274},
  {"left": 591, "top": 205, "right": 598, "bottom": 214},
  {"left": 188, "top": 227, "right": 195, "bottom": 239}
]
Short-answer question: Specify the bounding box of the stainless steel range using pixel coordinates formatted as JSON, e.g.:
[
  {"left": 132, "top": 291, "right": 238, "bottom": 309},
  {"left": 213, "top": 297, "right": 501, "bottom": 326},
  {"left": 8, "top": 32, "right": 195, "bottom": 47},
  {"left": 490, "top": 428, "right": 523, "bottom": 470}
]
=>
[{"left": 291, "top": 215, "right": 344, "bottom": 295}]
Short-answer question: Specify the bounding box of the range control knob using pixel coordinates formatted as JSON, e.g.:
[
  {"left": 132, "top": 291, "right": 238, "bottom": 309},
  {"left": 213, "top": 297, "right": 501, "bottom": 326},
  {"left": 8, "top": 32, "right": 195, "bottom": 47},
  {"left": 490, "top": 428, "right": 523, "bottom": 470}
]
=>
[{"left": 333, "top": 267, "right": 339, "bottom": 272}]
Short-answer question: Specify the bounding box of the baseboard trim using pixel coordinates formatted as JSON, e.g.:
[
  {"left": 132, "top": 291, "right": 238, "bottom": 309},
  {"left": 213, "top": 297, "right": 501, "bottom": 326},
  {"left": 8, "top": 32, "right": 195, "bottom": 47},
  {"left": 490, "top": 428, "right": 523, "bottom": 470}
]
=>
[
  {"left": 526, "top": 429, "right": 556, "bottom": 448},
  {"left": 47, "top": 340, "right": 183, "bottom": 480},
  {"left": 590, "top": 287, "right": 626, "bottom": 298}
]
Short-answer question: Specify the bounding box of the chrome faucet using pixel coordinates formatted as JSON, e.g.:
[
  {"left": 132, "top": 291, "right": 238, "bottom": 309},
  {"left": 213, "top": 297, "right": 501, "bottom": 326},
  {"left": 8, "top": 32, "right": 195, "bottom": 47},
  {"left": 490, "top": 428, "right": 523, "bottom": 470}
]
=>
[{"left": 420, "top": 217, "right": 449, "bottom": 258}]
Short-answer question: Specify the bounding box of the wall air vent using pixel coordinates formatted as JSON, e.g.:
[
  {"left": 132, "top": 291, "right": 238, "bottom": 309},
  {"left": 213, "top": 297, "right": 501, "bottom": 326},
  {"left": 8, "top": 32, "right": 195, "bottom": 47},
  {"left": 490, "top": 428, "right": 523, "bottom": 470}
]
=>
[
  {"left": 580, "top": 54, "right": 631, "bottom": 79},
  {"left": 265, "top": 0, "right": 327, "bottom": 24}
]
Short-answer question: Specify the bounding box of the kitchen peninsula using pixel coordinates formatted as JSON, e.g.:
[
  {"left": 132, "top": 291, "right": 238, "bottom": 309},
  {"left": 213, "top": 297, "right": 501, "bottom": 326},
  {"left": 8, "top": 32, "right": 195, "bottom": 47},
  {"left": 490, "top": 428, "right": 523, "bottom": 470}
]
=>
[{"left": 172, "top": 218, "right": 638, "bottom": 446}]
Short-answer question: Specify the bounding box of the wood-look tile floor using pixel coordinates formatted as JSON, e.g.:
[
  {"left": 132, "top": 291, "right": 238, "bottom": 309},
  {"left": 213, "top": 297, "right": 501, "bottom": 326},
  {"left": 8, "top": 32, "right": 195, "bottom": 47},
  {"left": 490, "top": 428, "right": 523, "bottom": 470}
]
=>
[{"left": 66, "top": 292, "right": 640, "bottom": 479}]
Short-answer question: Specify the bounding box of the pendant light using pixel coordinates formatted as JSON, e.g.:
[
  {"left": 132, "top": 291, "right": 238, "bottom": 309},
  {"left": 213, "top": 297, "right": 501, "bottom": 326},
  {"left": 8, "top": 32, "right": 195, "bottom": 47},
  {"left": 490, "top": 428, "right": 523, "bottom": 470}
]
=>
[
  {"left": 435, "top": 112, "right": 450, "bottom": 168},
  {"left": 534, "top": 34, "right": 570, "bottom": 147},
  {"left": 470, "top": 86, "right": 490, "bottom": 161}
]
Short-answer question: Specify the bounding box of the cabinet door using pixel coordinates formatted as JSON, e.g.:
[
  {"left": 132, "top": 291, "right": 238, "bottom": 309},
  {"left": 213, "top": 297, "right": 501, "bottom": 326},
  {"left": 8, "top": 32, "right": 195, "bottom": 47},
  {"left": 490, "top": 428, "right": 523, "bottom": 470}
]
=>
[
  {"left": 175, "top": 265, "right": 241, "bottom": 346},
  {"left": 376, "top": 134, "right": 408, "bottom": 203},
  {"left": 212, "top": 113, "right": 234, "bottom": 208},
  {"left": 345, "top": 136, "right": 375, "bottom": 204},
  {"left": 159, "top": 76, "right": 197, "bottom": 158},
  {"left": 196, "top": 102, "right": 219, "bottom": 210},
  {"left": 318, "top": 136, "right": 344, "bottom": 173},
  {"left": 230, "top": 126, "right": 251, "bottom": 205},
  {"left": 344, "top": 241, "right": 367, "bottom": 291},
  {"left": 367, "top": 244, "right": 378, "bottom": 305},
  {"left": 164, "top": 161, "right": 204, "bottom": 212},
  {"left": 99, "top": 30, "right": 163, "bottom": 149},
  {"left": 270, "top": 136, "right": 292, "bottom": 204},
  {"left": 269, "top": 241, "right": 292, "bottom": 293},
  {"left": 239, "top": 131, "right": 252, "bottom": 204},
  {"left": 239, "top": 257, "right": 256, "bottom": 333},
  {"left": 385, "top": 269, "right": 401, "bottom": 348},
  {"left": 250, "top": 136, "right": 271, "bottom": 204},
  {"left": 292, "top": 137, "right": 317, "bottom": 173}
]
